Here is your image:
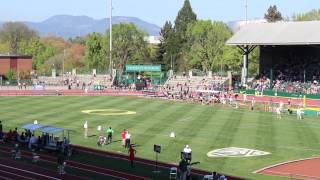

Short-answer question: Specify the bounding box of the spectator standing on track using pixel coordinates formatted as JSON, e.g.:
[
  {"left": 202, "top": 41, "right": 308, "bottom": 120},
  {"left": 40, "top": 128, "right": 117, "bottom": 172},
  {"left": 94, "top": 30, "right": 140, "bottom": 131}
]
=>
[
  {"left": 179, "top": 156, "right": 188, "bottom": 180},
  {"left": 128, "top": 145, "right": 137, "bottom": 167},
  {"left": 125, "top": 131, "right": 131, "bottom": 149},
  {"left": 121, "top": 129, "right": 126, "bottom": 147},
  {"left": 57, "top": 153, "right": 66, "bottom": 174},
  {"left": 106, "top": 126, "right": 114, "bottom": 143}
]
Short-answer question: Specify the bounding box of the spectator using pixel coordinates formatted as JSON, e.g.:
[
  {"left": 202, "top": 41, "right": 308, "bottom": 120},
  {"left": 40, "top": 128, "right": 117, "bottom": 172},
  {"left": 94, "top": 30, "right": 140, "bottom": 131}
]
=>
[
  {"left": 28, "top": 134, "right": 37, "bottom": 149},
  {"left": 12, "top": 128, "right": 18, "bottom": 141},
  {"left": 179, "top": 157, "right": 188, "bottom": 180}
]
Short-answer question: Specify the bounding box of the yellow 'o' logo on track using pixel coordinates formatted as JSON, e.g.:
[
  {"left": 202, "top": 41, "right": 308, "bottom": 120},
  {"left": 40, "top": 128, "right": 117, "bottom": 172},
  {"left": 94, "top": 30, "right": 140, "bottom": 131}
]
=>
[{"left": 81, "top": 109, "right": 136, "bottom": 116}]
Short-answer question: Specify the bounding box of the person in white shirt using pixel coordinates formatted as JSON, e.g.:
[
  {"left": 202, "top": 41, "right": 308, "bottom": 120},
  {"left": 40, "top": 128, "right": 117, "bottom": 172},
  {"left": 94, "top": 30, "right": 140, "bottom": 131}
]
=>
[
  {"left": 297, "top": 107, "right": 303, "bottom": 120},
  {"left": 243, "top": 93, "right": 247, "bottom": 102},
  {"left": 251, "top": 97, "right": 256, "bottom": 110},
  {"left": 84, "top": 121, "right": 88, "bottom": 138},
  {"left": 279, "top": 101, "right": 284, "bottom": 111},
  {"left": 125, "top": 131, "right": 131, "bottom": 149},
  {"left": 276, "top": 107, "right": 281, "bottom": 119}
]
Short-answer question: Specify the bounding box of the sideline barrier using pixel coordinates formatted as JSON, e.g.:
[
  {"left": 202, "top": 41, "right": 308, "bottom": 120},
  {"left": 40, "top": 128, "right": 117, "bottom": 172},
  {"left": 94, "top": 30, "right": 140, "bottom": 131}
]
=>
[
  {"left": 236, "top": 89, "right": 320, "bottom": 100},
  {"left": 0, "top": 90, "right": 144, "bottom": 96}
]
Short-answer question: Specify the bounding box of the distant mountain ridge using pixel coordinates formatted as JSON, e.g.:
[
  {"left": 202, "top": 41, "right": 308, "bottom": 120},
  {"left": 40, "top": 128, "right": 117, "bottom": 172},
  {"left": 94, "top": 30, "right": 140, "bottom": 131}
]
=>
[{"left": 1, "top": 15, "right": 161, "bottom": 38}]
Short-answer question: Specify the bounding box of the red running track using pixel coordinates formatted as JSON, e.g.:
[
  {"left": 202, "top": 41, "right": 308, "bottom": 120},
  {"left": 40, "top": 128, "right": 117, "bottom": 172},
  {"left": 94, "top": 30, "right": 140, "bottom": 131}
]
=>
[
  {"left": 72, "top": 145, "right": 244, "bottom": 180},
  {"left": 256, "top": 157, "right": 320, "bottom": 180},
  {"left": 0, "top": 146, "right": 148, "bottom": 180},
  {"left": 0, "top": 158, "right": 87, "bottom": 180}
]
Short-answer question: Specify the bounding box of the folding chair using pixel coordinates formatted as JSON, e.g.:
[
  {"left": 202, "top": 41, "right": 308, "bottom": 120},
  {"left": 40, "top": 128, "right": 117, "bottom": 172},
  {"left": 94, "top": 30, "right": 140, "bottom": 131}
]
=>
[
  {"left": 32, "top": 152, "right": 40, "bottom": 163},
  {"left": 169, "top": 167, "right": 177, "bottom": 179},
  {"left": 203, "top": 174, "right": 214, "bottom": 180},
  {"left": 15, "top": 151, "right": 21, "bottom": 160}
]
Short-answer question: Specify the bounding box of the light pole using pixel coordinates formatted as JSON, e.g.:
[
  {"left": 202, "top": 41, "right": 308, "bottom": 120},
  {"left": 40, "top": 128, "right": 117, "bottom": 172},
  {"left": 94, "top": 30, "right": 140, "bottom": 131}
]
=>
[
  {"left": 170, "top": 54, "right": 173, "bottom": 71},
  {"left": 108, "top": 0, "right": 113, "bottom": 75},
  {"left": 63, "top": 49, "right": 65, "bottom": 77}
]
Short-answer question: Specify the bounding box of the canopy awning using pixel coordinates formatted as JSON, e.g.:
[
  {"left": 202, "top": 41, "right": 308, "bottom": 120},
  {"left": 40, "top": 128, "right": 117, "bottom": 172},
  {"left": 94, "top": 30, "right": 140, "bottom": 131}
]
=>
[
  {"left": 41, "top": 126, "right": 64, "bottom": 134},
  {"left": 226, "top": 21, "right": 320, "bottom": 46},
  {"left": 21, "top": 123, "right": 46, "bottom": 131},
  {"left": 21, "top": 123, "right": 65, "bottom": 134}
]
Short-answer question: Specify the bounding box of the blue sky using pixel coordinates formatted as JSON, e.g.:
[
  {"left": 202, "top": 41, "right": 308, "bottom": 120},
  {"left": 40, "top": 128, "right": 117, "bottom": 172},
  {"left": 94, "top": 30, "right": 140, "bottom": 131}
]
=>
[{"left": 1, "top": 0, "right": 319, "bottom": 26}]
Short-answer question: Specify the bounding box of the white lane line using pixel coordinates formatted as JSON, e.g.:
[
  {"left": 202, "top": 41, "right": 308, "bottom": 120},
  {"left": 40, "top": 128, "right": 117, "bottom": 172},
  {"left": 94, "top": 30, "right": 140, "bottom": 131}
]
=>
[
  {"left": 0, "top": 163, "right": 60, "bottom": 180},
  {"left": 0, "top": 169, "right": 34, "bottom": 180}
]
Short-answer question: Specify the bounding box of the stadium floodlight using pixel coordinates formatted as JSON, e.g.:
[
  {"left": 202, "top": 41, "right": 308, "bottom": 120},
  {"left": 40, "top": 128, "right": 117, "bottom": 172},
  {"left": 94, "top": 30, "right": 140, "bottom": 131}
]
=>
[{"left": 108, "top": 0, "right": 113, "bottom": 75}]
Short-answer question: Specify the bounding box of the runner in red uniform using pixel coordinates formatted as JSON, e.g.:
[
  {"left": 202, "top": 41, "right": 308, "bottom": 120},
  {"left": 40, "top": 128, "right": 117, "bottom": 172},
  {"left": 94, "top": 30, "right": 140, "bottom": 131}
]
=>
[{"left": 128, "top": 145, "right": 136, "bottom": 167}]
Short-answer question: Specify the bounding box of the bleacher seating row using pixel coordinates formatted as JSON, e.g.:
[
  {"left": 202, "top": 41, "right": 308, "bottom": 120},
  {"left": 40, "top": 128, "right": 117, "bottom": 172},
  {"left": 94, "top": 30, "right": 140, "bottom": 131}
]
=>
[{"left": 164, "top": 75, "right": 228, "bottom": 93}]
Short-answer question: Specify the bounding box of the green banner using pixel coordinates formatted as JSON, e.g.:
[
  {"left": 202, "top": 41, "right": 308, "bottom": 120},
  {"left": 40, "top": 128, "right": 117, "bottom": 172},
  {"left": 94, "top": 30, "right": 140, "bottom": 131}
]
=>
[{"left": 125, "top": 65, "right": 161, "bottom": 72}]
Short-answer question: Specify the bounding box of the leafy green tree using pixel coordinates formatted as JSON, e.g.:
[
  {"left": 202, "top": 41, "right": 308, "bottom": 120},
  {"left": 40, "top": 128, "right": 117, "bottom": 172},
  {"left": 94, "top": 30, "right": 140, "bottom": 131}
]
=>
[
  {"left": 293, "top": 9, "right": 320, "bottom": 21},
  {"left": 185, "top": 20, "right": 233, "bottom": 72},
  {"left": 264, "top": 5, "right": 283, "bottom": 22},
  {"left": 84, "top": 32, "right": 106, "bottom": 72},
  {"left": 222, "top": 46, "right": 242, "bottom": 72},
  {"left": 68, "top": 36, "right": 87, "bottom": 45},
  {"left": 0, "top": 22, "right": 38, "bottom": 54},
  {"left": 103, "top": 23, "right": 148, "bottom": 73},
  {"left": 0, "top": 42, "right": 9, "bottom": 53},
  {"left": 19, "top": 38, "right": 56, "bottom": 70},
  {"left": 248, "top": 47, "right": 260, "bottom": 76},
  {"left": 5, "top": 69, "right": 16, "bottom": 80}
]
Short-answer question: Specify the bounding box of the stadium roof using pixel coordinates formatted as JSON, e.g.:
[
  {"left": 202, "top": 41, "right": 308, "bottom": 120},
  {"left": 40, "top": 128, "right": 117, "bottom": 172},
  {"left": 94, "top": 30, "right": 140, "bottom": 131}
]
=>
[{"left": 226, "top": 21, "right": 320, "bottom": 46}]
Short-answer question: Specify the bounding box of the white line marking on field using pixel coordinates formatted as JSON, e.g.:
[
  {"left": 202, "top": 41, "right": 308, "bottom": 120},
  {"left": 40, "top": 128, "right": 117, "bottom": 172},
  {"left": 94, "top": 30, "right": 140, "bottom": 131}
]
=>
[{"left": 207, "top": 147, "right": 270, "bottom": 157}]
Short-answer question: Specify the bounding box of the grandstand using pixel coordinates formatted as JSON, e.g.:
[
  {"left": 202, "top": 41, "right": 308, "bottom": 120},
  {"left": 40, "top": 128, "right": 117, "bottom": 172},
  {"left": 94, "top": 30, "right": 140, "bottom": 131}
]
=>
[
  {"left": 164, "top": 75, "right": 228, "bottom": 93},
  {"left": 32, "top": 74, "right": 114, "bottom": 90},
  {"left": 227, "top": 21, "right": 320, "bottom": 94}
]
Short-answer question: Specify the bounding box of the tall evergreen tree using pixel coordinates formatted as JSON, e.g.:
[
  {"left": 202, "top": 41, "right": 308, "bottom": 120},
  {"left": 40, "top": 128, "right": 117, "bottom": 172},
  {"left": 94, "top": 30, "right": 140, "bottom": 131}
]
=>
[
  {"left": 155, "top": 21, "right": 175, "bottom": 70},
  {"left": 174, "top": 0, "right": 197, "bottom": 35},
  {"left": 264, "top": 5, "right": 283, "bottom": 22},
  {"left": 174, "top": 0, "right": 197, "bottom": 71},
  {"left": 84, "top": 32, "right": 106, "bottom": 72}
]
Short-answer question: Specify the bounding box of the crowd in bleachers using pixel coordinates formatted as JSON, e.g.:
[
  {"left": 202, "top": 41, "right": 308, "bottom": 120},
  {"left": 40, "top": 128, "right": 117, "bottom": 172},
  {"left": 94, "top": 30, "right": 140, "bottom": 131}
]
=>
[
  {"left": 246, "top": 55, "right": 320, "bottom": 94},
  {"left": 248, "top": 73, "right": 320, "bottom": 94},
  {"left": 159, "top": 75, "right": 241, "bottom": 108},
  {"left": 32, "top": 73, "right": 114, "bottom": 90}
]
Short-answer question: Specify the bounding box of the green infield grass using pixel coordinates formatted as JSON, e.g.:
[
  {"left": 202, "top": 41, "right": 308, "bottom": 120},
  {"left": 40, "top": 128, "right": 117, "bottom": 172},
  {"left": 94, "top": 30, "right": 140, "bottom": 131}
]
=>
[{"left": 1, "top": 96, "right": 320, "bottom": 180}]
